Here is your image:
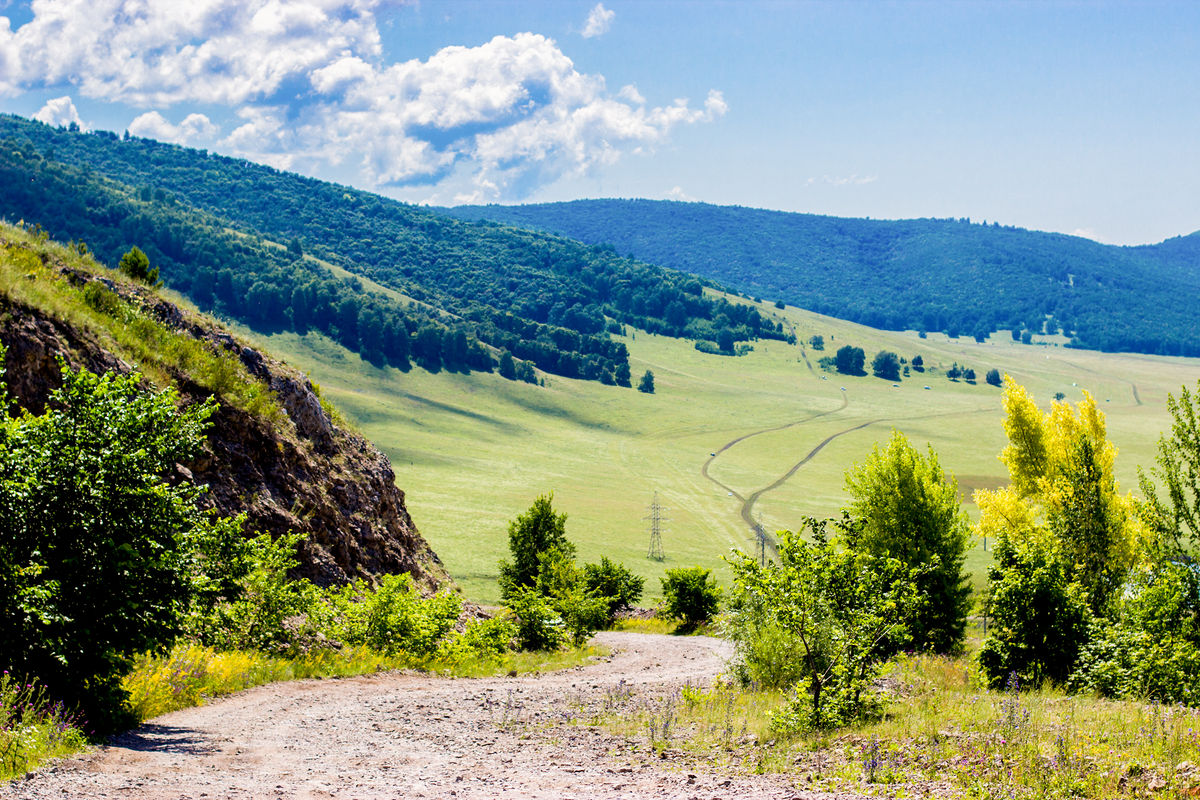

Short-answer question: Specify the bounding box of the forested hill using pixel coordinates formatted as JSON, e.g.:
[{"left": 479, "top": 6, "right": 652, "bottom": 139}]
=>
[
  {"left": 444, "top": 199, "right": 1200, "bottom": 357},
  {"left": 0, "top": 115, "right": 787, "bottom": 387}
]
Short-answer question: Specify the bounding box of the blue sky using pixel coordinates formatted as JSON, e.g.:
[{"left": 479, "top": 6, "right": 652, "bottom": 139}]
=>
[{"left": 1, "top": 1, "right": 1197, "bottom": 245}]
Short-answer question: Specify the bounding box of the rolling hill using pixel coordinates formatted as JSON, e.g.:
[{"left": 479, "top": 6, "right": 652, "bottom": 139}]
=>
[
  {"left": 444, "top": 199, "right": 1200, "bottom": 356},
  {"left": 0, "top": 115, "right": 786, "bottom": 390}
]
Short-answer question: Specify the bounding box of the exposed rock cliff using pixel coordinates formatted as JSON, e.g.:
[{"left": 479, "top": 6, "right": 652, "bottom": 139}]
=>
[{"left": 0, "top": 234, "right": 449, "bottom": 590}]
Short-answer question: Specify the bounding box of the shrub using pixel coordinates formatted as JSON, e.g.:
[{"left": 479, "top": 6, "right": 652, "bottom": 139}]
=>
[
  {"left": 871, "top": 351, "right": 901, "bottom": 381},
  {"left": 843, "top": 431, "right": 972, "bottom": 654},
  {"left": 506, "top": 586, "right": 567, "bottom": 651},
  {"left": 583, "top": 556, "right": 645, "bottom": 621},
  {"left": 0, "top": 355, "right": 217, "bottom": 733},
  {"left": 318, "top": 574, "right": 461, "bottom": 658},
  {"left": 1069, "top": 562, "right": 1200, "bottom": 704},
  {"left": 727, "top": 520, "right": 923, "bottom": 733},
  {"left": 498, "top": 493, "right": 572, "bottom": 599},
  {"left": 660, "top": 566, "right": 721, "bottom": 627}
]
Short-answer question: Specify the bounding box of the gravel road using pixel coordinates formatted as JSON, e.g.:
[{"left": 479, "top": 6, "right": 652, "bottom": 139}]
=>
[{"left": 2, "top": 632, "right": 843, "bottom": 800}]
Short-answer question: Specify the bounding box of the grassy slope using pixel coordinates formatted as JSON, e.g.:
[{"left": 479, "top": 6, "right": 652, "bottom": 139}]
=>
[{"left": 232, "top": 296, "right": 1198, "bottom": 605}]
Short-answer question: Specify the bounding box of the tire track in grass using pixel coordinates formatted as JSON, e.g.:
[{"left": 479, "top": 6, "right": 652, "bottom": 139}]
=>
[{"left": 709, "top": 401, "right": 996, "bottom": 549}]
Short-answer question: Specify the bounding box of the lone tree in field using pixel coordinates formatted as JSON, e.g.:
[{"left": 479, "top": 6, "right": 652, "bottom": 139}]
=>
[
  {"left": 986, "top": 368, "right": 1002, "bottom": 387},
  {"left": 835, "top": 345, "right": 865, "bottom": 375},
  {"left": 872, "top": 351, "right": 901, "bottom": 381},
  {"left": 843, "top": 430, "right": 972, "bottom": 653},
  {"left": 638, "top": 369, "right": 655, "bottom": 394}
]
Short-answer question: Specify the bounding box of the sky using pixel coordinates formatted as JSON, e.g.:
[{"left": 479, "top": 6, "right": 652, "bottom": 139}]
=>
[{"left": 0, "top": 0, "right": 1197, "bottom": 245}]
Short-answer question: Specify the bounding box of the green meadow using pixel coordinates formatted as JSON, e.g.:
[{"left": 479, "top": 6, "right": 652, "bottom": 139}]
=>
[{"left": 230, "top": 297, "right": 1199, "bottom": 605}]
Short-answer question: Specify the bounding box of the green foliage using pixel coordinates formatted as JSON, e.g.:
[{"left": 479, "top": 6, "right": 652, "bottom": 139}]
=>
[
  {"left": 809, "top": 334, "right": 824, "bottom": 351},
  {"left": 0, "top": 356, "right": 216, "bottom": 733},
  {"left": 316, "top": 574, "right": 461, "bottom": 658},
  {"left": 1069, "top": 562, "right": 1200, "bottom": 704},
  {"left": 582, "top": 556, "right": 645, "bottom": 620},
  {"left": 726, "top": 520, "right": 922, "bottom": 732},
  {"left": 497, "top": 493, "right": 572, "bottom": 598},
  {"left": 660, "top": 566, "right": 721, "bottom": 627},
  {"left": 835, "top": 345, "right": 865, "bottom": 375},
  {"left": 505, "top": 585, "right": 567, "bottom": 651},
  {"left": 117, "top": 245, "right": 159, "bottom": 286},
  {"left": 871, "top": 350, "right": 901, "bottom": 381},
  {"left": 843, "top": 431, "right": 971, "bottom": 653},
  {"left": 637, "top": 369, "right": 655, "bottom": 394},
  {"left": 986, "top": 367, "right": 1002, "bottom": 386},
  {"left": 185, "top": 530, "right": 319, "bottom": 654},
  {"left": 1142, "top": 380, "right": 1200, "bottom": 550},
  {"left": 977, "top": 533, "right": 1092, "bottom": 689},
  {"left": 910, "top": 354, "right": 924, "bottom": 371}
]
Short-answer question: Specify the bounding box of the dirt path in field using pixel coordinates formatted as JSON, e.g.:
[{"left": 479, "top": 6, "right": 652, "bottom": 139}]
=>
[{"left": 2, "top": 633, "right": 842, "bottom": 800}]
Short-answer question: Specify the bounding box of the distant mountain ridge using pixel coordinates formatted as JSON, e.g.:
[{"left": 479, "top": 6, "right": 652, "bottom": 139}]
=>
[{"left": 444, "top": 199, "right": 1200, "bottom": 356}]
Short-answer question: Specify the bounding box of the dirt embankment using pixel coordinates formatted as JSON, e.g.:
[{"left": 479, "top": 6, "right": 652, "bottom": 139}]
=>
[{"left": 2, "top": 633, "right": 850, "bottom": 800}]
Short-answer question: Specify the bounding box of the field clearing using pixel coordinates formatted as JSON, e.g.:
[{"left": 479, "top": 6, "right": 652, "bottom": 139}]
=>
[{"left": 232, "top": 299, "right": 1200, "bottom": 604}]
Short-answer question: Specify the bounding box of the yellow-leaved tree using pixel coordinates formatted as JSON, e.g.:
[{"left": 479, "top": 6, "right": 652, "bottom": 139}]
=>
[{"left": 975, "top": 376, "right": 1149, "bottom": 688}]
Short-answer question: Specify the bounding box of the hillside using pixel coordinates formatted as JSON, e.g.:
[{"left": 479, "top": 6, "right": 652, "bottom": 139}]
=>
[
  {"left": 443, "top": 199, "right": 1200, "bottom": 357},
  {"left": 0, "top": 221, "right": 447, "bottom": 589},
  {"left": 0, "top": 115, "right": 787, "bottom": 389},
  {"left": 231, "top": 282, "right": 1200, "bottom": 604}
]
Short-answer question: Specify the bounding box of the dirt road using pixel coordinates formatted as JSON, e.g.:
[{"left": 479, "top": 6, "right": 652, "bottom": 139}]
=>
[{"left": 3, "top": 633, "right": 831, "bottom": 800}]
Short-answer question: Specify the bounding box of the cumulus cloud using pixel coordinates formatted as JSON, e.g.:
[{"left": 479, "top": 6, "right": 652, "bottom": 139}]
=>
[
  {"left": 129, "top": 111, "right": 218, "bottom": 144},
  {"left": 582, "top": 3, "right": 614, "bottom": 38},
  {"left": 665, "top": 186, "right": 696, "bottom": 202},
  {"left": 33, "top": 95, "right": 85, "bottom": 128},
  {"left": 1, "top": 1, "right": 724, "bottom": 200}
]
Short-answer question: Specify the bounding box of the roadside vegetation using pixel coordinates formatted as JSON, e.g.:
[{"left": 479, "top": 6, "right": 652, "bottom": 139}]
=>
[{"left": 586, "top": 375, "right": 1200, "bottom": 798}]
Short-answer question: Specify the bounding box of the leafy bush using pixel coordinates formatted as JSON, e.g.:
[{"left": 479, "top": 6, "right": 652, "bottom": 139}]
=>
[
  {"left": 1069, "top": 562, "right": 1200, "bottom": 704},
  {"left": 660, "top": 566, "right": 721, "bottom": 627},
  {"left": 727, "top": 520, "right": 922, "bottom": 733},
  {"left": 498, "top": 493, "right": 572, "bottom": 599},
  {"left": 0, "top": 355, "right": 218, "bottom": 733},
  {"left": 843, "top": 431, "right": 971, "bottom": 654},
  {"left": 186, "top": 530, "right": 320, "bottom": 655},
  {"left": 583, "top": 556, "right": 645, "bottom": 621},
  {"left": 505, "top": 586, "right": 567, "bottom": 651},
  {"left": 977, "top": 535, "right": 1092, "bottom": 689},
  {"left": 318, "top": 574, "right": 461, "bottom": 658}
]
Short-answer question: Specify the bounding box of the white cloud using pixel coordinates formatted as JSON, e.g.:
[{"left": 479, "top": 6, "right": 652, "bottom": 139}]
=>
[
  {"left": 129, "top": 111, "right": 218, "bottom": 144},
  {"left": 806, "top": 174, "right": 879, "bottom": 187},
  {"left": 33, "top": 95, "right": 85, "bottom": 128},
  {"left": 665, "top": 186, "right": 695, "bottom": 202},
  {"left": 582, "top": 3, "right": 615, "bottom": 38},
  {"left": 2, "top": 2, "right": 722, "bottom": 200}
]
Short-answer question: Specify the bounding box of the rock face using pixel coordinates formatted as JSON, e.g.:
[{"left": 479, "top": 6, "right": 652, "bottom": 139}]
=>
[{"left": 0, "top": 244, "right": 449, "bottom": 590}]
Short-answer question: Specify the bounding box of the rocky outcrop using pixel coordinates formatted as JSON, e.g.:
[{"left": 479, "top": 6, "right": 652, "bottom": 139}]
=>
[{"left": 0, "top": 242, "right": 450, "bottom": 590}]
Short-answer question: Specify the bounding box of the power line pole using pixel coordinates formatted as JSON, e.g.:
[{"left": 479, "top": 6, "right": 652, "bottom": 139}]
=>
[{"left": 645, "top": 492, "right": 666, "bottom": 560}]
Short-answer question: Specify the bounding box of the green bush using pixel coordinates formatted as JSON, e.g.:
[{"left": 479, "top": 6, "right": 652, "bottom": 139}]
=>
[
  {"left": 583, "top": 556, "right": 645, "bottom": 621},
  {"left": 505, "top": 586, "right": 567, "bottom": 651},
  {"left": 660, "top": 566, "right": 721, "bottom": 627},
  {"left": 498, "top": 493, "right": 572, "bottom": 599},
  {"left": 0, "top": 355, "right": 218, "bottom": 733},
  {"left": 978, "top": 535, "right": 1091, "bottom": 689},
  {"left": 1069, "top": 562, "right": 1200, "bottom": 704},
  {"left": 722, "top": 593, "right": 808, "bottom": 689},
  {"left": 727, "top": 520, "right": 922, "bottom": 733},
  {"left": 318, "top": 574, "right": 461, "bottom": 658}
]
